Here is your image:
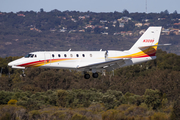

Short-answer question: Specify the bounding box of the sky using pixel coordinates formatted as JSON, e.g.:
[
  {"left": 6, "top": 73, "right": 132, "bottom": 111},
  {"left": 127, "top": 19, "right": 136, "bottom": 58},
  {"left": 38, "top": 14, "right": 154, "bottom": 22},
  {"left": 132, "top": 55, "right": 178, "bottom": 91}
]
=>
[{"left": 0, "top": 0, "right": 180, "bottom": 13}]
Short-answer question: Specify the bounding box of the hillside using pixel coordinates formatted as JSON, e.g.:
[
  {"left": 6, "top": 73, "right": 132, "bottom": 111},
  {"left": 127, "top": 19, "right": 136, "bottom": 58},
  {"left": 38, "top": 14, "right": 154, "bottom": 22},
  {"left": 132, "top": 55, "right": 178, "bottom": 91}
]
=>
[
  {"left": 1, "top": 10, "right": 180, "bottom": 119},
  {"left": 0, "top": 49, "right": 180, "bottom": 119},
  {"left": 0, "top": 10, "right": 180, "bottom": 57}
]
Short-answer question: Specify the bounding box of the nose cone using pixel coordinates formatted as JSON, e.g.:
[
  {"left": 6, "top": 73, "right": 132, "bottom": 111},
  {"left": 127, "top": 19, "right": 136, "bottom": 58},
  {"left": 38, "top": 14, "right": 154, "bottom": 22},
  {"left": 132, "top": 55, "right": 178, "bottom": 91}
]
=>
[{"left": 8, "top": 61, "right": 14, "bottom": 66}]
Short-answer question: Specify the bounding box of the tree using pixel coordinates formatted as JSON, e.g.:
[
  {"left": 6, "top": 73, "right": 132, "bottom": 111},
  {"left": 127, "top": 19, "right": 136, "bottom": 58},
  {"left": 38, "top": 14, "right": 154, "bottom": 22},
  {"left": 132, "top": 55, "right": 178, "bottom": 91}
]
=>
[
  {"left": 173, "top": 10, "right": 178, "bottom": 14},
  {"left": 164, "top": 10, "right": 169, "bottom": 15},
  {"left": 40, "top": 8, "right": 44, "bottom": 13},
  {"left": 122, "top": 9, "right": 129, "bottom": 16}
]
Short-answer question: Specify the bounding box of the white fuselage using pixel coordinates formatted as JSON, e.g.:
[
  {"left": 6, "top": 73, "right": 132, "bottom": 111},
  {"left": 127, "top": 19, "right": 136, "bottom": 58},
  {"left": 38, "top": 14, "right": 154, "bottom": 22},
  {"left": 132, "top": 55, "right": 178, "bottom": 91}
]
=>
[{"left": 8, "top": 50, "right": 156, "bottom": 72}]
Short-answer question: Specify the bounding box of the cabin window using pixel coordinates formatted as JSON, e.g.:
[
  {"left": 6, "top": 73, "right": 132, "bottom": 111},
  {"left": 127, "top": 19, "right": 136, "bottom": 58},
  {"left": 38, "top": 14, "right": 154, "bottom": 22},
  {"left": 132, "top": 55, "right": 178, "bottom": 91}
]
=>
[
  {"left": 82, "top": 54, "right": 85, "bottom": 57},
  {"left": 90, "top": 54, "right": 92, "bottom": 57},
  {"left": 35, "top": 55, "right": 37, "bottom": 57},
  {"left": 64, "top": 54, "right": 67, "bottom": 57},
  {"left": 70, "top": 54, "right": 73, "bottom": 57},
  {"left": 76, "top": 54, "right": 79, "bottom": 57},
  {"left": 52, "top": 54, "right": 54, "bottom": 57},
  {"left": 58, "top": 54, "right": 61, "bottom": 57}
]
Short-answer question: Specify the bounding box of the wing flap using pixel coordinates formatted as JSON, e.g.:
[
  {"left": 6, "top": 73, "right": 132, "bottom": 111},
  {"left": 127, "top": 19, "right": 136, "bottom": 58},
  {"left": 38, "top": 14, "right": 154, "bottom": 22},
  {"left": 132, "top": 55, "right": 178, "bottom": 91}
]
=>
[{"left": 78, "top": 58, "right": 127, "bottom": 71}]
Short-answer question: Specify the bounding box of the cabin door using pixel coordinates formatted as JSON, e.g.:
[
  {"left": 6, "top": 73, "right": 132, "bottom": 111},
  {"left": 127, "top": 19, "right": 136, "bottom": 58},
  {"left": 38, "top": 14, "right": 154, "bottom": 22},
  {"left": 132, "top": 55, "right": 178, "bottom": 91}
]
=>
[{"left": 44, "top": 53, "right": 51, "bottom": 65}]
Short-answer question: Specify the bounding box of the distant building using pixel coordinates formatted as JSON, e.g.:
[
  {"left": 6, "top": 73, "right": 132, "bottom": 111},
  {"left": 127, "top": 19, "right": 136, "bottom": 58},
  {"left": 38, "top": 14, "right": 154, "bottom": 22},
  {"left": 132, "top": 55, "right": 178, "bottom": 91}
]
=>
[
  {"left": 79, "top": 16, "right": 85, "bottom": 19},
  {"left": 162, "top": 29, "right": 170, "bottom": 35},
  {"left": 158, "top": 18, "right": 165, "bottom": 20},
  {"left": 144, "top": 23, "right": 150, "bottom": 26},
  {"left": 79, "top": 29, "right": 85, "bottom": 32},
  {"left": 17, "top": 14, "right": 25, "bottom": 17},
  {"left": 59, "top": 29, "right": 67, "bottom": 32},
  {"left": 119, "top": 23, "right": 124, "bottom": 28},
  {"left": 135, "top": 23, "right": 143, "bottom": 27},
  {"left": 101, "top": 32, "right": 108, "bottom": 35},
  {"left": 174, "top": 23, "right": 180, "bottom": 26},
  {"left": 100, "top": 20, "right": 108, "bottom": 23},
  {"left": 30, "top": 27, "right": 42, "bottom": 32},
  {"left": 117, "top": 17, "right": 132, "bottom": 23},
  {"left": 139, "top": 30, "right": 145, "bottom": 35}
]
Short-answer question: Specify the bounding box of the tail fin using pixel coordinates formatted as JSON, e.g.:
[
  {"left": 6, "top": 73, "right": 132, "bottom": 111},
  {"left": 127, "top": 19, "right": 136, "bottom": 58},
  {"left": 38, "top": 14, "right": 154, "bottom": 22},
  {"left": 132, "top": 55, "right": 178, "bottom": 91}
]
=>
[{"left": 129, "top": 26, "right": 162, "bottom": 57}]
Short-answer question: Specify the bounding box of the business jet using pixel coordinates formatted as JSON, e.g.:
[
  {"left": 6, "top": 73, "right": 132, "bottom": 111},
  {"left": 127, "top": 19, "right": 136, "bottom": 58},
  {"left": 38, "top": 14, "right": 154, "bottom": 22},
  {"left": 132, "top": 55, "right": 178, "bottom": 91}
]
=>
[{"left": 8, "top": 26, "right": 170, "bottom": 79}]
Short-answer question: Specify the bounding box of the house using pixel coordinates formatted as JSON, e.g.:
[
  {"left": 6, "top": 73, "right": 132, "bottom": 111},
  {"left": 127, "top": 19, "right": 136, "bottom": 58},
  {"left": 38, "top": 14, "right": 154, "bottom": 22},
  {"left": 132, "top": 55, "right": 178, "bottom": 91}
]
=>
[
  {"left": 113, "top": 32, "right": 121, "bottom": 35},
  {"left": 105, "top": 27, "right": 108, "bottom": 30},
  {"left": 174, "top": 23, "right": 180, "bottom": 26},
  {"left": 50, "top": 28, "right": 56, "bottom": 32},
  {"left": 71, "top": 18, "right": 77, "bottom": 22},
  {"left": 79, "top": 16, "right": 85, "bottom": 19},
  {"left": 17, "top": 14, "right": 25, "bottom": 17},
  {"left": 30, "top": 27, "right": 42, "bottom": 32},
  {"left": 135, "top": 23, "right": 143, "bottom": 27},
  {"left": 139, "top": 30, "right": 145, "bottom": 35},
  {"left": 144, "top": 23, "right": 150, "bottom": 26},
  {"left": 60, "top": 29, "right": 67, "bottom": 32},
  {"left": 101, "top": 32, "right": 108, "bottom": 35},
  {"left": 158, "top": 18, "right": 165, "bottom": 20},
  {"left": 100, "top": 20, "right": 108, "bottom": 24},
  {"left": 119, "top": 23, "right": 124, "bottom": 28},
  {"left": 79, "top": 29, "right": 85, "bottom": 32},
  {"left": 162, "top": 29, "right": 170, "bottom": 35},
  {"left": 171, "top": 29, "right": 180, "bottom": 35},
  {"left": 118, "top": 17, "right": 132, "bottom": 23}
]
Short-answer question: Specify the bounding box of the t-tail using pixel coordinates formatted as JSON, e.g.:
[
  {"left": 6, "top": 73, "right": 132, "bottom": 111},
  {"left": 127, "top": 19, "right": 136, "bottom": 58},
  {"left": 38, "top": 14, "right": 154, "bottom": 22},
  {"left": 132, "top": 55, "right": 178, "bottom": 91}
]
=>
[{"left": 128, "top": 26, "right": 163, "bottom": 58}]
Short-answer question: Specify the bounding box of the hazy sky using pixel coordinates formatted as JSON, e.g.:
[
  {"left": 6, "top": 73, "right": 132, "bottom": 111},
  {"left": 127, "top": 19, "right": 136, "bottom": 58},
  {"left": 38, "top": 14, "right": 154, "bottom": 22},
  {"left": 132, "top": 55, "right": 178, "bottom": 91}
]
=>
[{"left": 0, "top": 0, "right": 180, "bottom": 13}]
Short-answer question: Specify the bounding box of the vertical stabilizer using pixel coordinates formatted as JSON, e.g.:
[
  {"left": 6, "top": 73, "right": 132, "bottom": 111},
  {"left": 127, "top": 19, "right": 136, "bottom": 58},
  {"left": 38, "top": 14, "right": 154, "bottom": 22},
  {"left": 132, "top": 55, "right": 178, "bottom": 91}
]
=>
[{"left": 129, "top": 26, "right": 162, "bottom": 57}]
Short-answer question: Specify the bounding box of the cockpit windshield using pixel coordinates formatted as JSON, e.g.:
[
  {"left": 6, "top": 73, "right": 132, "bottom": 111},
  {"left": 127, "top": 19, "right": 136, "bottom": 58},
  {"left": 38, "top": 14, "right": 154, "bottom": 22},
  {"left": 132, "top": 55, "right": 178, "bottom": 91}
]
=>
[
  {"left": 24, "top": 54, "right": 37, "bottom": 58},
  {"left": 25, "top": 54, "right": 32, "bottom": 58}
]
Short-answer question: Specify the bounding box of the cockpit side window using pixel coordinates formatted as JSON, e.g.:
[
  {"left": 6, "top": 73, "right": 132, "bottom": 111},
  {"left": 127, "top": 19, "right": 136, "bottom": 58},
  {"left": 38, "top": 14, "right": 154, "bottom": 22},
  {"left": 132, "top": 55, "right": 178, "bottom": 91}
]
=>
[{"left": 30, "top": 54, "right": 34, "bottom": 58}]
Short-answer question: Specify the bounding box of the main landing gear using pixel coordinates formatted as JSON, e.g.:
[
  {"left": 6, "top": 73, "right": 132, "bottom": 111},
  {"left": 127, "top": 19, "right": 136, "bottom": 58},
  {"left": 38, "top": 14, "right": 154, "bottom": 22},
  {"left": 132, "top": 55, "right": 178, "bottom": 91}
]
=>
[{"left": 84, "top": 72, "right": 99, "bottom": 79}]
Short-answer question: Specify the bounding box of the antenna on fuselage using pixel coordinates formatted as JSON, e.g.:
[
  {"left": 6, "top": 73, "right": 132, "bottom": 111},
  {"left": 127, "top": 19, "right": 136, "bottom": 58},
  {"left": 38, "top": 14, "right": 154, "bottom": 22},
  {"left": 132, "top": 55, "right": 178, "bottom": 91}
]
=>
[{"left": 68, "top": 49, "right": 71, "bottom": 52}]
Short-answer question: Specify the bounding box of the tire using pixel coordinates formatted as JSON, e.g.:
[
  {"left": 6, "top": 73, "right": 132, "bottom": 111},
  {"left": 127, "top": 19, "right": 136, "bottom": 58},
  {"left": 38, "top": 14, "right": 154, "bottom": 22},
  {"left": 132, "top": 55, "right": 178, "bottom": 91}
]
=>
[
  {"left": 92, "top": 73, "right": 98, "bottom": 78},
  {"left": 84, "top": 74, "right": 90, "bottom": 79}
]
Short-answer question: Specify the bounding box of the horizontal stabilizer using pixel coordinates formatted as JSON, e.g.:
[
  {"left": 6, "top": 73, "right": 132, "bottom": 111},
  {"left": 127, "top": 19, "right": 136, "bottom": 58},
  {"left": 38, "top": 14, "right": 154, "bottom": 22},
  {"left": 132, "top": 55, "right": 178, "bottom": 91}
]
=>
[{"left": 138, "top": 43, "right": 171, "bottom": 49}]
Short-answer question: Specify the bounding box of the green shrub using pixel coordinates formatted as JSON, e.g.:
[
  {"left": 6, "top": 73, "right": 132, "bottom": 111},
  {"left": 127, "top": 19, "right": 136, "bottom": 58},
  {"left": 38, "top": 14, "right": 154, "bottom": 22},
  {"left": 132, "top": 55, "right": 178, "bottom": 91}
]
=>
[
  {"left": 56, "top": 89, "right": 68, "bottom": 107},
  {"left": 0, "top": 113, "right": 11, "bottom": 120},
  {"left": 71, "top": 113, "right": 88, "bottom": 120},
  {"left": 144, "top": 89, "right": 164, "bottom": 110},
  {"left": 102, "top": 109, "right": 125, "bottom": 120}
]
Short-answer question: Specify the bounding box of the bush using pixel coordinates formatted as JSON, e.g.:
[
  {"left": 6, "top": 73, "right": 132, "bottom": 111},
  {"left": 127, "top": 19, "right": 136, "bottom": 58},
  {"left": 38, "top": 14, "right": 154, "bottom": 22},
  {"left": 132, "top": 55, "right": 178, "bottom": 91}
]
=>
[
  {"left": 102, "top": 109, "right": 125, "bottom": 120},
  {"left": 144, "top": 89, "right": 163, "bottom": 110},
  {"left": 7, "top": 99, "right": 17, "bottom": 105},
  {"left": 71, "top": 113, "right": 88, "bottom": 120},
  {"left": 56, "top": 89, "right": 68, "bottom": 107}
]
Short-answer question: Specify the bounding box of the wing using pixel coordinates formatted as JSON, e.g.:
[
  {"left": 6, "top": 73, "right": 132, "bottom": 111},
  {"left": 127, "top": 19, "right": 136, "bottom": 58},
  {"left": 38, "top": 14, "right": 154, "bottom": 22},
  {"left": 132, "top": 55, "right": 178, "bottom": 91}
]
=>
[{"left": 78, "top": 58, "right": 127, "bottom": 72}]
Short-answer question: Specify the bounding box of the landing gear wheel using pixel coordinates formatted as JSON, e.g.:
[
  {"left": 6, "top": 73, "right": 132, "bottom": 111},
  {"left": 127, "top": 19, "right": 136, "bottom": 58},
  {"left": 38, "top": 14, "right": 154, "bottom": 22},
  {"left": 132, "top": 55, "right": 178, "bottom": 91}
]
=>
[
  {"left": 84, "top": 74, "right": 90, "bottom": 79},
  {"left": 92, "top": 73, "right": 98, "bottom": 78},
  {"left": 22, "top": 70, "right": 26, "bottom": 77}
]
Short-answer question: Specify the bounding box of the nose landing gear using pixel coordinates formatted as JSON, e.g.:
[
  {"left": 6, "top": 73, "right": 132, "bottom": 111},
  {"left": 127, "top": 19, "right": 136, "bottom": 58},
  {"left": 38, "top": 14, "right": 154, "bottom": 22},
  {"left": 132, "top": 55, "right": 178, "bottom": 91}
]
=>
[{"left": 22, "top": 70, "right": 26, "bottom": 77}]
